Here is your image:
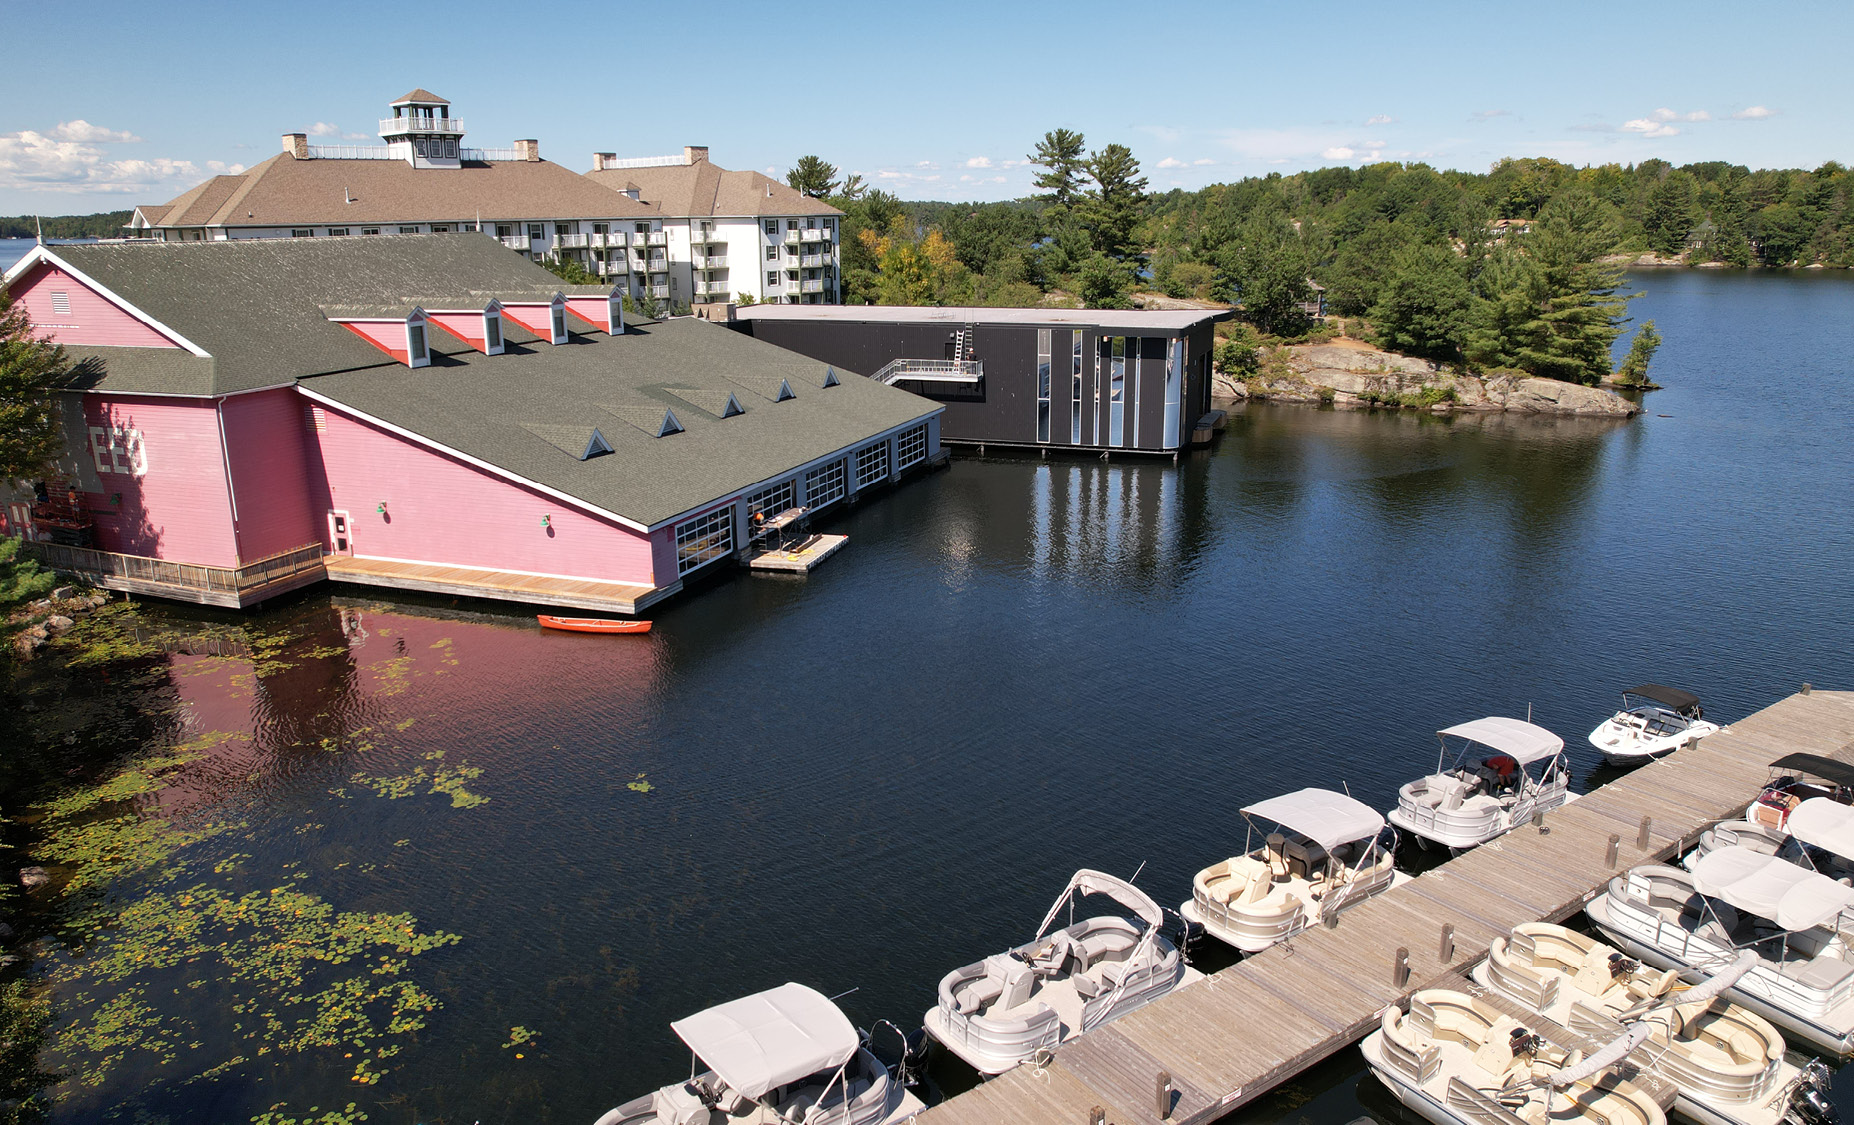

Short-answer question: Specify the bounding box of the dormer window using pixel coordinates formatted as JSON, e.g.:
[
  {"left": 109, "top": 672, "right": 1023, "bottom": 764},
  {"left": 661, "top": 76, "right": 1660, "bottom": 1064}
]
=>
[
  {"left": 822, "top": 366, "right": 840, "bottom": 388},
  {"left": 582, "top": 428, "right": 614, "bottom": 459},
  {"left": 551, "top": 306, "right": 567, "bottom": 344},
  {"left": 774, "top": 379, "right": 795, "bottom": 402},
  {"left": 657, "top": 410, "right": 684, "bottom": 437},
  {"left": 406, "top": 318, "right": 430, "bottom": 368},
  {"left": 484, "top": 312, "right": 503, "bottom": 353},
  {"left": 720, "top": 394, "right": 744, "bottom": 418}
]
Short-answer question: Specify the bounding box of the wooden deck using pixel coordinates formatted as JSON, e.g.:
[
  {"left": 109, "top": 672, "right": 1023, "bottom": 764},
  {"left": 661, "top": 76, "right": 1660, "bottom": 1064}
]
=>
[
  {"left": 323, "top": 556, "right": 676, "bottom": 614},
  {"left": 917, "top": 689, "right": 1854, "bottom": 1125},
  {"left": 747, "top": 533, "right": 848, "bottom": 573}
]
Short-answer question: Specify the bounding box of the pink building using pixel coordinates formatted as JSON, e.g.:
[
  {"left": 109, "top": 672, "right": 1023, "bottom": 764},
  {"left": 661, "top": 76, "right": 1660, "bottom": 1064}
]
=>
[{"left": 1, "top": 235, "right": 941, "bottom": 612}]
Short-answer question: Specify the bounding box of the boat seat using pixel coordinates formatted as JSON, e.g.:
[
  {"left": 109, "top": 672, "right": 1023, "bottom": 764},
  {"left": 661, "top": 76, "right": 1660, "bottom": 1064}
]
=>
[
  {"left": 1078, "top": 929, "right": 1139, "bottom": 964},
  {"left": 954, "top": 976, "right": 1005, "bottom": 1015},
  {"left": 653, "top": 1082, "right": 713, "bottom": 1125},
  {"left": 1072, "top": 974, "right": 1101, "bottom": 1000},
  {"left": 1623, "top": 967, "right": 1679, "bottom": 1002},
  {"left": 995, "top": 957, "right": 1036, "bottom": 1010},
  {"left": 1779, "top": 957, "right": 1854, "bottom": 991}
]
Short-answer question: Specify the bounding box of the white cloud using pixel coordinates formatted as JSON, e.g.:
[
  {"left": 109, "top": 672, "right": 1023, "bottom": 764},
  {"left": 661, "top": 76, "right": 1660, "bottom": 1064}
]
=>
[
  {"left": 306, "top": 122, "right": 343, "bottom": 137},
  {"left": 958, "top": 174, "right": 974, "bottom": 182},
  {"left": 1365, "top": 114, "right": 1394, "bottom": 126},
  {"left": 50, "top": 120, "right": 142, "bottom": 143},
  {"left": 1470, "top": 109, "right": 1511, "bottom": 120},
  {"left": 1364, "top": 139, "right": 1387, "bottom": 149},
  {"left": 1192, "top": 158, "right": 1216, "bottom": 166},
  {"left": 1732, "top": 105, "right": 1776, "bottom": 120},
  {"left": 1001, "top": 159, "right": 1024, "bottom": 169},
  {"left": 1321, "top": 146, "right": 1355, "bottom": 160},
  {"left": 964, "top": 156, "right": 992, "bottom": 168},
  {"left": 1156, "top": 157, "right": 1187, "bottom": 169},
  {"left": 1621, "top": 118, "right": 1680, "bottom": 137},
  {"left": 342, "top": 131, "right": 369, "bottom": 141},
  {"left": 915, "top": 160, "right": 939, "bottom": 170},
  {"left": 1684, "top": 110, "right": 1712, "bottom": 122},
  {"left": 0, "top": 127, "right": 234, "bottom": 194},
  {"left": 1651, "top": 107, "right": 1712, "bottom": 123}
]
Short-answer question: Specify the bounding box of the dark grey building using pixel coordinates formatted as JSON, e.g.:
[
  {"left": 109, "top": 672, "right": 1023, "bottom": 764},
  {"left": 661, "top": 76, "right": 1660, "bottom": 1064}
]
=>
[{"left": 735, "top": 306, "right": 1223, "bottom": 456}]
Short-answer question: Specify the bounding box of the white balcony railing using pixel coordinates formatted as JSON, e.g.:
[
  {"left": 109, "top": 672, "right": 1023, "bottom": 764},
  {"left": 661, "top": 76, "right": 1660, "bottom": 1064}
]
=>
[
  {"left": 691, "top": 228, "right": 722, "bottom": 244},
  {"left": 801, "top": 254, "right": 826, "bottom": 268},
  {"left": 871, "top": 358, "right": 984, "bottom": 385},
  {"left": 499, "top": 235, "right": 529, "bottom": 250},
  {"left": 649, "top": 284, "right": 670, "bottom": 299},
  {"left": 628, "top": 253, "right": 650, "bottom": 270},
  {"left": 782, "top": 229, "right": 802, "bottom": 244},
  {"left": 646, "top": 231, "right": 667, "bottom": 246},
  {"left": 696, "top": 280, "right": 732, "bottom": 296},
  {"left": 693, "top": 254, "right": 727, "bottom": 269},
  {"left": 380, "top": 116, "right": 465, "bottom": 135},
  {"left": 801, "top": 280, "right": 825, "bottom": 293},
  {"left": 598, "top": 259, "right": 628, "bottom": 276},
  {"left": 554, "top": 233, "right": 591, "bottom": 248}
]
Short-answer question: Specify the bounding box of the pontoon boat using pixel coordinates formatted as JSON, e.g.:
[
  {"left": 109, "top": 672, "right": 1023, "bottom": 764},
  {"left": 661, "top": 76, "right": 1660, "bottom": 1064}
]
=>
[
  {"left": 1388, "top": 717, "right": 1577, "bottom": 850},
  {"left": 1586, "top": 849, "right": 1854, "bottom": 1055},
  {"left": 1474, "top": 922, "right": 1835, "bottom": 1125},
  {"left": 1361, "top": 988, "right": 1666, "bottom": 1125},
  {"left": 1690, "top": 799, "right": 1854, "bottom": 881},
  {"left": 1181, "top": 787, "right": 1406, "bottom": 953},
  {"left": 592, "top": 982, "right": 925, "bottom": 1125},
  {"left": 1589, "top": 685, "right": 1720, "bottom": 765},
  {"left": 923, "top": 869, "right": 1197, "bottom": 1075}
]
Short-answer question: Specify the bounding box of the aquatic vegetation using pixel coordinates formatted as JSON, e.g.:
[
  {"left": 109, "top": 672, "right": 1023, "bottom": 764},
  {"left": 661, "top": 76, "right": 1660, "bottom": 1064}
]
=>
[
  {"left": 347, "top": 750, "right": 488, "bottom": 809},
  {"left": 250, "top": 1102, "right": 368, "bottom": 1125},
  {"left": 501, "top": 1025, "right": 539, "bottom": 1050},
  {"left": 627, "top": 773, "right": 653, "bottom": 793}
]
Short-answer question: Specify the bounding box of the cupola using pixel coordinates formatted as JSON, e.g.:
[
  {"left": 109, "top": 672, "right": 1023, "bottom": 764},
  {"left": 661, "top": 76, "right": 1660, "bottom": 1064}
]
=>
[{"left": 380, "top": 88, "right": 464, "bottom": 169}]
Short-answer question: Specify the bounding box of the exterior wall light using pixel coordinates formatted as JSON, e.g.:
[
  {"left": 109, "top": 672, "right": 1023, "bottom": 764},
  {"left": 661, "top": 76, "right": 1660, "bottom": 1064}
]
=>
[
  {"left": 541, "top": 514, "right": 552, "bottom": 528},
  {"left": 376, "top": 502, "right": 387, "bottom": 515}
]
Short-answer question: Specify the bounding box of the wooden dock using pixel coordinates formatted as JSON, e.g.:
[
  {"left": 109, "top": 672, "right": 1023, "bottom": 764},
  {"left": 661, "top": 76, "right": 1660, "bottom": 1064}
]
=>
[
  {"left": 748, "top": 533, "right": 848, "bottom": 573},
  {"left": 323, "top": 555, "right": 676, "bottom": 614},
  {"left": 917, "top": 689, "right": 1854, "bottom": 1125}
]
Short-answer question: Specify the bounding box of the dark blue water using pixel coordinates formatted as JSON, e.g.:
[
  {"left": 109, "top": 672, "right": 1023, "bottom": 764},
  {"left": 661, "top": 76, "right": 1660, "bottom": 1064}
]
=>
[{"left": 23, "top": 269, "right": 1854, "bottom": 1124}]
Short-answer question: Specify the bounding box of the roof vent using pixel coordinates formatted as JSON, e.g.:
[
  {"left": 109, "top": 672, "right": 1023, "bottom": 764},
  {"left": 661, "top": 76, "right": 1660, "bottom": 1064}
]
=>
[
  {"left": 823, "top": 366, "right": 840, "bottom": 388},
  {"left": 774, "top": 379, "right": 794, "bottom": 402},
  {"left": 602, "top": 403, "right": 685, "bottom": 437},
  {"left": 721, "top": 394, "right": 744, "bottom": 418},
  {"left": 522, "top": 423, "right": 614, "bottom": 460}
]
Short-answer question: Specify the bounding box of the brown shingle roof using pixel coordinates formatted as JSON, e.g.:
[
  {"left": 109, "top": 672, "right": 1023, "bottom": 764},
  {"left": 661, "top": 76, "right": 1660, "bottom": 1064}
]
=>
[
  {"left": 132, "top": 203, "right": 171, "bottom": 225},
  {"left": 143, "top": 153, "right": 659, "bottom": 228},
  {"left": 393, "top": 88, "right": 448, "bottom": 105},
  {"left": 585, "top": 161, "right": 842, "bottom": 218}
]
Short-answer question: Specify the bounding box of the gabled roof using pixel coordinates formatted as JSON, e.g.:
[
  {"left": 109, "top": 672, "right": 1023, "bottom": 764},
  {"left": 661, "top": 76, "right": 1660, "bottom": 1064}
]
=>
[
  {"left": 141, "top": 152, "right": 659, "bottom": 229},
  {"left": 585, "top": 159, "right": 842, "bottom": 219},
  {"left": 393, "top": 88, "right": 449, "bottom": 105}
]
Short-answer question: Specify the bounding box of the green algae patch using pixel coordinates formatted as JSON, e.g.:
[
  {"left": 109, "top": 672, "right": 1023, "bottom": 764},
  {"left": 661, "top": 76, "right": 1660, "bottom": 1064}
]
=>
[
  {"left": 626, "top": 773, "right": 653, "bottom": 794},
  {"left": 348, "top": 749, "right": 488, "bottom": 809},
  {"left": 252, "top": 1102, "right": 369, "bottom": 1125}
]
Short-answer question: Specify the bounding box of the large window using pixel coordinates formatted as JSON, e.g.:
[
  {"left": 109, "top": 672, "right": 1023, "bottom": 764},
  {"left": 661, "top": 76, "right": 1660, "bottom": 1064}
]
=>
[
  {"left": 854, "top": 441, "right": 889, "bottom": 486},
  {"left": 1070, "top": 332, "right": 1084, "bottom": 443},
  {"left": 675, "top": 507, "right": 734, "bottom": 575},
  {"left": 1163, "top": 339, "right": 1184, "bottom": 449},
  {"left": 745, "top": 479, "right": 795, "bottom": 520},
  {"left": 896, "top": 425, "right": 929, "bottom": 470},
  {"left": 805, "top": 459, "right": 847, "bottom": 509},
  {"left": 1035, "top": 329, "right": 1052, "bottom": 443},
  {"left": 1108, "top": 336, "right": 1126, "bottom": 448}
]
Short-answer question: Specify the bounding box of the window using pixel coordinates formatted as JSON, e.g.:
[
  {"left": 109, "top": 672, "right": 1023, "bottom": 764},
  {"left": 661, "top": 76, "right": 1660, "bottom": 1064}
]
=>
[
  {"left": 896, "top": 425, "right": 929, "bottom": 470},
  {"left": 593, "top": 223, "right": 609, "bottom": 235},
  {"left": 291, "top": 229, "right": 313, "bottom": 238},
  {"left": 556, "top": 223, "right": 571, "bottom": 236},
  {"left": 327, "top": 227, "right": 349, "bottom": 237},
  {"left": 766, "top": 246, "right": 777, "bottom": 261},
  {"left": 636, "top": 222, "right": 650, "bottom": 234},
  {"left": 460, "top": 223, "right": 476, "bottom": 232},
  {"left": 745, "top": 479, "right": 795, "bottom": 520},
  {"left": 362, "top": 227, "right": 381, "bottom": 236},
  {"left": 407, "top": 323, "right": 428, "bottom": 365},
  {"left": 674, "top": 507, "right": 734, "bottom": 576},
  {"left": 430, "top": 225, "right": 449, "bottom": 234},
  {"left": 527, "top": 224, "right": 543, "bottom": 240},
  {"left": 787, "top": 220, "right": 799, "bottom": 231},
  {"left": 767, "top": 271, "right": 779, "bottom": 287},
  {"left": 855, "top": 441, "right": 889, "bottom": 486},
  {"left": 497, "top": 224, "right": 513, "bottom": 237},
  {"left": 1107, "top": 337, "right": 1126, "bottom": 448},
  {"left": 1035, "top": 328, "right": 1052, "bottom": 443},
  {"left": 398, "top": 225, "right": 420, "bottom": 234},
  {"left": 765, "top": 220, "right": 777, "bottom": 236},
  {"left": 49, "top": 291, "right": 70, "bottom": 317},
  {"left": 1071, "top": 332, "right": 1084, "bottom": 443},
  {"left": 804, "top": 459, "right": 847, "bottom": 509},
  {"left": 485, "top": 315, "right": 502, "bottom": 352},
  {"left": 1163, "top": 339, "right": 1184, "bottom": 449}
]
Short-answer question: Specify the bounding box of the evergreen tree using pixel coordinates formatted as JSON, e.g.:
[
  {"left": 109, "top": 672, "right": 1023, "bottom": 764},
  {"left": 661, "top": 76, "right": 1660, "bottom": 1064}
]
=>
[
  {"left": 1371, "top": 244, "right": 1471, "bottom": 361},
  {"left": 1216, "top": 215, "right": 1311, "bottom": 336},
  {"left": 1077, "top": 253, "right": 1136, "bottom": 309},
  {"left": 1613, "top": 320, "right": 1662, "bottom": 386},
  {"left": 1643, "top": 172, "right": 1696, "bottom": 256},
  {"left": 785, "top": 155, "right": 840, "bottom": 199},
  {"left": 1077, "top": 144, "right": 1149, "bottom": 260},
  {"left": 1028, "top": 129, "right": 1088, "bottom": 210},
  {"left": 0, "top": 293, "right": 68, "bottom": 483}
]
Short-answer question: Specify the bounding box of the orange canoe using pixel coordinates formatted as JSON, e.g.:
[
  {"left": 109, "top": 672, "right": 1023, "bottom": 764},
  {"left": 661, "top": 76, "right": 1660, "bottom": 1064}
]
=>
[{"left": 537, "top": 615, "right": 652, "bottom": 634}]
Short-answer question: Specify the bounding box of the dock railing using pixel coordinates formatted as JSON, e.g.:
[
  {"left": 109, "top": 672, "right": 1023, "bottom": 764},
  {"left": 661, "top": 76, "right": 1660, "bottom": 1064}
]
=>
[{"left": 22, "top": 541, "right": 326, "bottom": 598}]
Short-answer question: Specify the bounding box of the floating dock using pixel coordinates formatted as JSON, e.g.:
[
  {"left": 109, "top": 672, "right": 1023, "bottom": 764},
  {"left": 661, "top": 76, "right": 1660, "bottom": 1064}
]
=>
[
  {"left": 747, "top": 533, "right": 847, "bottom": 573},
  {"left": 917, "top": 689, "right": 1854, "bottom": 1125}
]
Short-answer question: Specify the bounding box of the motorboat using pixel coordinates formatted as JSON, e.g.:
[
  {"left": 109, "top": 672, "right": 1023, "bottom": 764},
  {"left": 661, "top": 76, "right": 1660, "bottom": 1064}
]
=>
[
  {"left": 592, "top": 982, "right": 924, "bottom": 1125},
  {"left": 1588, "top": 685, "right": 1720, "bottom": 765},
  {"left": 1388, "top": 717, "right": 1577, "bottom": 850},
  {"left": 1474, "top": 922, "right": 1835, "bottom": 1125},
  {"left": 1361, "top": 987, "right": 1666, "bottom": 1125},
  {"left": 1180, "top": 787, "right": 1406, "bottom": 953},
  {"left": 1585, "top": 848, "right": 1854, "bottom": 1055},
  {"left": 1689, "top": 799, "right": 1854, "bottom": 881},
  {"left": 923, "top": 869, "right": 1197, "bottom": 1076},
  {"left": 1745, "top": 755, "right": 1854, "bottom": 833}
]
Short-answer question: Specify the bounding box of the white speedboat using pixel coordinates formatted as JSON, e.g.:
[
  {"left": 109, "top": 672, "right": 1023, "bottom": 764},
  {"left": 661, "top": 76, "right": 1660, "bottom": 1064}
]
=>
[
  {"left": 1474, "top": 922, "right": 1835, "bottom": 1125},
  {"left": 924, "top": 869, "right": 1197, "bottom": 1075},
  {"left": 592, "top": 983, "right": 925, "bottom": 1125},
  {"left": 1586, "top": 849, "right": 1854, "bottom": 1055},
  {"left": 1744, "top": 755, "right": 1854, "bottom": 833},
  {"left": 1588, "top": 685, "right": 1721, "bottom": 764},
  {"left": 1689, "top": 799, "right": 1854, "bottom": 882},
  {"left": 1388, "top": 717, "right": 1577, "bottom": 850},
  {"left": 1181, "top": 787, "right": 1406, "bottom": 953},
  {"left": 1361, "top": 987, "right": 1666, "bottom": 1125}
]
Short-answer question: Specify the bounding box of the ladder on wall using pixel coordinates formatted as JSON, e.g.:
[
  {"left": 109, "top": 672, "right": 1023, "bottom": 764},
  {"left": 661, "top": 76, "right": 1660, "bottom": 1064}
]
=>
[{"left": 953, "top": 324, "right": 976, "bottom": 361}]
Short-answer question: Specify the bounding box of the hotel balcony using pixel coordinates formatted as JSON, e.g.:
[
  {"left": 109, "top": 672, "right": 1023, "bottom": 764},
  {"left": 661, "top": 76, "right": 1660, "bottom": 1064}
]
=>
[
  {"left": 695, "top": 280, "right": 732, "bottom": 296},
  {"left": 598, "top": 259, "right": 629, "bottom": 277},
  {"left": 379, "top": 116, "right": 465, "bottom": 136},
  {"left": 553, "top": 233, "right": 592, "bottom": 248},
  {"left": 800, "top": 253, "right": 827, "bottom": 268},
  {"left": 499, "top": 235, "right": 530, "bottom": 250},
  {"left": 692, "top": 253, "right": 727, "bottom": 269},
  {"left": 782, "top": 229, "right": 802, "bottom": 244},
  {"left": 690, "top": 228, "right": 723, "bottom": 245},
  {"left": 649, "top": 284, "right": 670, "bottom": 299},
  {"left": 801, "top": 280, "right": 825, "bottom": 294},
  {"left": 629, "top": 231, "right": 668, "bottom": 248}
]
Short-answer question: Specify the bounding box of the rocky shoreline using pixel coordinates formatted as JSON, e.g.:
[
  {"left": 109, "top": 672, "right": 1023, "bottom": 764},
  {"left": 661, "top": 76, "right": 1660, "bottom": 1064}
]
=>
[
  {"left": 7, "top": 586, "right": 110, "bottom": 658},
  {"left": 1214, "top": 343, "right": 1641, "bottom": 418}
]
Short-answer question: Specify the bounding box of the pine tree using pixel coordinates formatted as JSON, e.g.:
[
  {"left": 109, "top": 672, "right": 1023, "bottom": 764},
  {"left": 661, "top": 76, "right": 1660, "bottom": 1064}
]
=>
[
  {"left": 1466, "top": 191, "right": 1629, "bottom": 384},
  {"left": 1028, "top": 129, "right": 1088, "bottom": 210},
  {"left": 0, "top": 293, "right": 68, "bottom": 483},
  {"left": 1077, "top": 144, "right": 1149, "bottom": 260},
  {"left": 785, "top": 156, "right": 840, "bottom": 199},
  {"left": 1613, "top": 320, "right": 1662, "bottom": 386},
  {"left": 1371, "top": 244, "right": 1471, "bottom": 361}
]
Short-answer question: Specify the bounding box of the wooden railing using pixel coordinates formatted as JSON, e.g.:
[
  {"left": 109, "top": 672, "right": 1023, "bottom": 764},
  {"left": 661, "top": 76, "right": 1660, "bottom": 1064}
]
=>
[{"left": 22, "top": 541, "right": 326, "bottom": 596}]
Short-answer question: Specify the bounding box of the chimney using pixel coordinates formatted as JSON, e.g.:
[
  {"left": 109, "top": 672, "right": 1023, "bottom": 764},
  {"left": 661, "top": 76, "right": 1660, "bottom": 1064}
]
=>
[
  {"left": 514, "top": 139, "right": 541, "bottom": 163},
  {"left": 283, "top": 133, "right": 310, "bottom": 159},
  {"left": 593, "top": 152, "right": 616, "bottom": 172},
  {"left": 684, "top": 145, "right": 709, "bottom": 165}
]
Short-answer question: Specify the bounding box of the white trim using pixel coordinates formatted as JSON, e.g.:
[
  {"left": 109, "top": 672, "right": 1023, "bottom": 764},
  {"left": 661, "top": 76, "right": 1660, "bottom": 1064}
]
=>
[
  {"left": 348, "top": 552, "right": 657, "bottom": 588},
  {"left": 295, "top": 386, "right": 653, "bottom": 533},
  {"left": 3, "top": 246, "right": 213, "bottom": 357}
]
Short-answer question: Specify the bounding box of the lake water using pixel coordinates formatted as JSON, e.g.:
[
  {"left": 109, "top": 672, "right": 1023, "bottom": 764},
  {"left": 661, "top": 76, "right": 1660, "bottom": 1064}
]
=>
[{"left": 13, "top": 269, "right": 1854, "bottom": 1124}]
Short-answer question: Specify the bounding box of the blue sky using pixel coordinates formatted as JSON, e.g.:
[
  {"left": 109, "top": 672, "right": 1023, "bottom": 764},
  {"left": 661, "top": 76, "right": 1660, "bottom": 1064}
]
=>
[{"left": 1, "top": 0, "right": 1847, "bottom": 215}]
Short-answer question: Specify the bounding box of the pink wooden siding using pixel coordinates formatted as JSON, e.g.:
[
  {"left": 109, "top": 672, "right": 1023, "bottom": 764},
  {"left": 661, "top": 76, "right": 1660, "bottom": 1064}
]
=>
[
  {"left": 9, "top": 262, "right": 180, "bottom": 349},
  {"left": 78, "top": 395, "right": 238, "bottom": 566},
  {"left": 428, "top": 312, "right": 489, "bottom": 350},
  {"left": 501, "top": 305, "right": 557, "bottom": 339},
  {"left": 337, "top": 321, "right": 409, "bottom": 363},
  {"left": 220, "top": 389, "right": 321, "bottom": 561},
  {"left": 307, "top": 403, "right": 659, "bottom": 587},
  {"left": 564, "top": 297, "right": 616, "bottom": 334}
]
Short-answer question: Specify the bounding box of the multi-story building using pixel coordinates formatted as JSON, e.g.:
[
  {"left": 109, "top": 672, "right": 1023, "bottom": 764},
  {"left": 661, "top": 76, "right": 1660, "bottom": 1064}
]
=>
[{"left": 586, "top": 148, "right": 844, "bottom": 306}]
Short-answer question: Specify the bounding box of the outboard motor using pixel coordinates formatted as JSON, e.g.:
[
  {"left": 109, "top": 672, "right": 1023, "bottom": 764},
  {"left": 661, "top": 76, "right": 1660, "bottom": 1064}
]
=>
[
  {"left": 1785, "top": 1059, "right": 1837, "bottom": 1125},
  {"left": 866, "top": 1020, "right": 932, "bottom": 1088}
]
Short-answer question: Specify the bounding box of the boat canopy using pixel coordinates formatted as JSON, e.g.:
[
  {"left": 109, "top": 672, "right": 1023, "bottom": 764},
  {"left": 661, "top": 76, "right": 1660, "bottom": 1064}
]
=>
[
  {"left": 1625, "top": 684, "right": 1701, "bottom": 713},
  {"left": 1437, "top": 717, "right": 1566, "bottom": 766},
  {"left": 1768, "top": 753, "right": 1854, "bottom": 790},
  {"left": 1787, "top": 798, "right": 1854, "bottom": 859},
  {"left": 1038, "top": 869, "right": 1163, "bottom": 933},
  {"left": 669, "top": 983, "right": 858, "bottom": 1101},
  {"left": 1692, "top": 846, "right": 1854, "bottom": 932},
  {"left": 1242, "top": 788, "right": 1386, "bottom": 850}
]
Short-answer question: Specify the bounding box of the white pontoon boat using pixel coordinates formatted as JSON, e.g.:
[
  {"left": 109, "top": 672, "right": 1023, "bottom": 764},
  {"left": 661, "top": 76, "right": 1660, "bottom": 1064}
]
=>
[
  {"left": 1474, "top": 922, "right": 1836, "bottom": 1125},
  {"left": 593, "top": 983, "right": 925, "bottom": 1125},
  {"left": 1690, "top": 798, "right": 1854, "bottom": 881},
  {"left": 1361, "top": 988, "right": 1666, "bottom": 1125},
  {"left": 1586, "top": 849, "right": 1854, "bottom": 1056},
  {"left": 1388, "top": 717, "right": 1577, "bottom": 850},
  {"left": 1181, "top": 787, "right": 1406, "bottom": 953},
  {"left": 923, "top": 869, "right": 1196, "bottom": 1076},
  {"left": 1589, "top": 685, "right": 1721, "bottom": 765}
]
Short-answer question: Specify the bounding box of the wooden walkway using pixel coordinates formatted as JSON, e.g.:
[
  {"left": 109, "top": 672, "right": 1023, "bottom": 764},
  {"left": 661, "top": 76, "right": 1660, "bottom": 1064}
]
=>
[
  {"left": 917, "top": 690, "right": 1854, "bottom": 1125},
  {"left": 324, "top": 556, "right": 675, "bottom": 614}
]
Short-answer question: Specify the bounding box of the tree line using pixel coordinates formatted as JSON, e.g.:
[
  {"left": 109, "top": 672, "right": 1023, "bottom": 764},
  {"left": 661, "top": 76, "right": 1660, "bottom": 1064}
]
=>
[{"left": 0, "top": 212, "right": 132, "bottom": 240}]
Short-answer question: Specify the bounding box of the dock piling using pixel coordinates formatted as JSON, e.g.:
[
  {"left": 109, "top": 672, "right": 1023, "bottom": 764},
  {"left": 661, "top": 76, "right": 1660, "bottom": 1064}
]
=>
[
  {"left": 1606, "top": 834, "right": 1621, "bottom": 866},
  {"left": 1392, "top": 947, "right": 1410, "bottom": 987},
  {"left": 1533, "top": 810, "right": 1547, "bottom": 833},
  {"left": 1156, "top": 1071, "right": 1174, "bottom": 1119},
  {"left": 1438, "top": 923, "right": 1455, "bottom": 963},
  {"left": 1087, "top": 1107, "right": 1105, "bottom": 1125},
  {"left": 1637, "top": 816, "right": 1653, "bottom": 850}
]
